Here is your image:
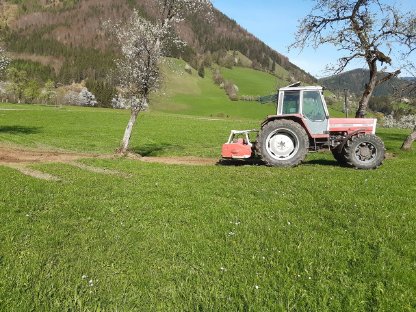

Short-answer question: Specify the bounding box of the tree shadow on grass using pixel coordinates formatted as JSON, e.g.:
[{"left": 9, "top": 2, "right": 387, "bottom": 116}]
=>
[
  {"left": 132, "top": 143, "right": 185, "bottom": 156},
  {"left": 0, "top": 126, "right": 42, "bottom": 135}
]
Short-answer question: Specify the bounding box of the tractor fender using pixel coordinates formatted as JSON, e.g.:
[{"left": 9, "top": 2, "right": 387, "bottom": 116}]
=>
[
  {"left": 260, "top": 114, "right": 313, "bottom": 137},
  {"left": 335, "top": 129, "right": 368, "bottom": 151}
]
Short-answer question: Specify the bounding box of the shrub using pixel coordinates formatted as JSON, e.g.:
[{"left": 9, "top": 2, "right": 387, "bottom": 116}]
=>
[
  {"left": 382, "top": 114, "right": 416, "bottom": 129},
  {"left": 369, "top": 96, "right": 394, "bottom": 114},
  {"left": 23, "top": 79, "right": 41, "bottom": 104},
  {"left": 64, "top": 91, "right": 81, "bottom": 106},
  {"left": 61, "top": 88, "right": 97, "bottom": 106},
  {"left": 213, "top": 69, "right": 224, "bottom": 85},
  {"left": 224, "top": 80, "right": 239, "bottom": 101},
  {"left": 85, "top": 79, "right": 117, "bottom": 108},
  {"left": 220, "top": 55, "right": 234, "bottom": 69},
  {"left": 184, "top": 64, "right": 192, "bottom": 75},
  {"left": 240, "top": 95, "right": 259, "bottom": 102},
  {"left": 78, "top": 88, "right": 97, "bottom": 107},
  {"left": 325, "top": 96, "right": 337, "bottom": 106},
  {"left": 198, "top": 64, "right": 205, "bottom": 78}
]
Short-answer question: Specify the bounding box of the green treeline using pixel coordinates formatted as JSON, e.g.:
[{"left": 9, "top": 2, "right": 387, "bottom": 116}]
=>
[
  {"left": 5, "top": 30, "right": 115, "bottom": 84},
  {"left": 10, "top": 60, "right": 56, "bottom": 82}
]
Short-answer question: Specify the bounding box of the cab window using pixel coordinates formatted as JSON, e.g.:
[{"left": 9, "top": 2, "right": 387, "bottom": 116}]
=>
[
  {"left": 303, "top": 91, "right": 326, "bottom": 121},
  {"left": 282, "top": 91, "right": 300, "bottom": 114}
]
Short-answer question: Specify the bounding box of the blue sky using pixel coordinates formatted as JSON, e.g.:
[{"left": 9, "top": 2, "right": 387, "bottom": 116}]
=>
[{"left": 212, "top": 0, "right": 416, "bottom": 78}]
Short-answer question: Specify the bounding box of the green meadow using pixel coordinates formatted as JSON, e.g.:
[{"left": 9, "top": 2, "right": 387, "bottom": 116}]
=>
[{"left": 0, "top": 65, "right": 416, "bottom": 311}]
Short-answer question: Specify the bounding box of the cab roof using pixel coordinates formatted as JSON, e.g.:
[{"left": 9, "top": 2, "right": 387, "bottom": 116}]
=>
[{"left": 279, "top": 82, "right": 323, "bottom": 92}]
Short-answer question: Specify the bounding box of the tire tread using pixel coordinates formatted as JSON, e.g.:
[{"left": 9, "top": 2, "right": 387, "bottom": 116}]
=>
[{"left": 257, "top": 119, "right": 309, "bottom": 167}]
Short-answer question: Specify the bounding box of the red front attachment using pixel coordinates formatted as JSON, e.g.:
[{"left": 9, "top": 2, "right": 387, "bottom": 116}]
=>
[
  {"left": 221, "top": 130, "right": 256, "bottom": 159},
  {"left": 222, "top": 140, "right": 253, "bottom": 159}
]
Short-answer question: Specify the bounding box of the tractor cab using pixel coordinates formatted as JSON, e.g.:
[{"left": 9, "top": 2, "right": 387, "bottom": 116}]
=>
[{"left": 277, "top": 84, "right": 329, "bottom": 136}]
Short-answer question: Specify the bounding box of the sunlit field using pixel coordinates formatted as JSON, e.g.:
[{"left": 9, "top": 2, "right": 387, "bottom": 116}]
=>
[{"left": 0, "top": 102, "right": 415, "bottom": 311}]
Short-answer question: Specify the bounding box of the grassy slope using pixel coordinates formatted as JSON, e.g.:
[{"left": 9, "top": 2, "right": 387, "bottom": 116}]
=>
[
  {"left": 151, "top": 59, "right": 277, "bottom": 119},
  {"left": 220, "top": 67, "right": 283, "bottom": 96},
  {"left": 152, "top": 59, "right": 345, "bottom": 119},
  {"left": 0, "top": 103, "right": 416, "bottom": 310}
]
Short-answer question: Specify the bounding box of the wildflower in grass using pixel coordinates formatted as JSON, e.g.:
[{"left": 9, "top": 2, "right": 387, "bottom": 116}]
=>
[
  {"left": 220, "top": 266, "right": 227, "bottom": 272},
  {"left": 82, "top": 275, "right": 88, "bottom": 280},
  {"left": 88, "top": 279, "right": 94, "bottom": 287},
  {"left": 255, "top": 285, "right": 259, "bottom": 290},
  {"left": 228, "top": 232, "right": 235, "bottom": 236}
]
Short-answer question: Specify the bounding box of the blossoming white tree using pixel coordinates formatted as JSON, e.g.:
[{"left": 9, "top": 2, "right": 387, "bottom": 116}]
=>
[
  {"left": 79, "top": 88, "right": 97, "bottom": 107},
  {"left": 0, "top": 47, "right": 9, "bottom": 75},
  {"left": 107, "top": 0, "right": 212, "bottom": 154}
]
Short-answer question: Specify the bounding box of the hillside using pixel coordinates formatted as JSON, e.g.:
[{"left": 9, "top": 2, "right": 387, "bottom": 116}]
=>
[
  {"left": 319, "top": 69, "right": 413, "bottom": 97},
  {"left": 0, "top": 0, "right": 315, "bottom": 86},
  {"left": 151, "top": 59, "right": 278, "bottom": 119},
  {"left": 151, "top": 59, "right": 345, "bottom": 119}
]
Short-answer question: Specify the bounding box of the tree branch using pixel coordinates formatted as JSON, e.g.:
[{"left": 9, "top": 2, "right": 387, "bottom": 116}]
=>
[{"left": 375, "top": 69, "right": 401, "bottom": 86}]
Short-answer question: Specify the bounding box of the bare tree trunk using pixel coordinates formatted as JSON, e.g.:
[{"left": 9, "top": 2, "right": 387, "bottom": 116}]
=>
[
  {"left": 401, "top": 125, "right": 416, "bottom": 150},
  {"left": 119, "top": 108, "right": 140, "bottom": 154},
  {"left": 356, "top": 61, "right": 378, "bottom": 118}
]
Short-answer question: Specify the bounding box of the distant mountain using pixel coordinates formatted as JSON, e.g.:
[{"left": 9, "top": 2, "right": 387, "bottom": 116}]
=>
[
  {"left": 0, "top": 0, "right": 316, "bottom": 85},
  {"left": 319, "top": 69, "right": 413, "bottom": 97}
]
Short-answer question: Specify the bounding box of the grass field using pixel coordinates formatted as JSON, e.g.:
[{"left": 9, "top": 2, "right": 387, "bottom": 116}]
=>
[{"left": 1, "top": 102, "right": 415, "bottom": 311}]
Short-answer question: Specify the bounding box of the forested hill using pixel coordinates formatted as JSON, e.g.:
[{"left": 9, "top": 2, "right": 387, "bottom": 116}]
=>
[
  {"left": 319, "top": 69, "right": 411, "bottom": 97},
  {"left": 0, "top": 0, "right": 315, "bottom": 85}
]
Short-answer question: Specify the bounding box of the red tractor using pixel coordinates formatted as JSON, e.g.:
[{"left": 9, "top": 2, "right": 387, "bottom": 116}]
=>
[{"left": 221, "top": 83, "right": 385, "bottom": 169}]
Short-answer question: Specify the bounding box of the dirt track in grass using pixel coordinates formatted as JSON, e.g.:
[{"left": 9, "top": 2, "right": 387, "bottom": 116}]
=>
[
  {"left": 0, "top": 146, "right": 218, "bottom": 180},
  {"left": 0, "top": 146, "right": 102, "bottom": 164}
]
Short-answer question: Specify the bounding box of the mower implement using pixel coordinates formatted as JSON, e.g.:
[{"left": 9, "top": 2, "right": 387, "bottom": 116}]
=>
[{"left": 221, "top": 130, "right": 257, "bottom": 159}]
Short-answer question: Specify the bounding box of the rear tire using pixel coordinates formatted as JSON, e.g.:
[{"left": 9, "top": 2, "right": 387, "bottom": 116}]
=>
[
  {"left": 344, "top": 134, "right": 385, "bottom": 169},
  {"left": 257, "top": 119, "right": 309, "bottom": 167}
]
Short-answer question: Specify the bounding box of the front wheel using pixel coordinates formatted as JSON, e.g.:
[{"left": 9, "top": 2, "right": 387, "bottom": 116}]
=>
[
  {"left": 344, "top": 134, "right": 385, "bottom": 169},
  {"left": 257, "top": 119, "right": 309, "bottom": 167}
]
